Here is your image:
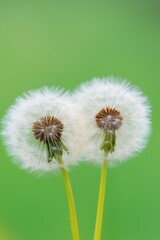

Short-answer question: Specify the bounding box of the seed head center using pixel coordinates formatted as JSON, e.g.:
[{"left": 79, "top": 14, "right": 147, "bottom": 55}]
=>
[
  {"left": 32, "top": 116, "right": 64, "bottom": 144},
  {"left": 95, "top": 107, "right": 123, "bottom": 131}
]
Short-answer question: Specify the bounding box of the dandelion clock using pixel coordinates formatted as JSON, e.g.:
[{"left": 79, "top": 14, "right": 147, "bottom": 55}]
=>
[
  {"left": 2, "top": 87, "right": 79, "bottom": 240},
  {"left": 74, "top": 77, "right": 151, "bottom": 240}
]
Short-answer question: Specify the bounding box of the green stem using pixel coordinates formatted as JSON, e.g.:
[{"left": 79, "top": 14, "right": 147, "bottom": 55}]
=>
[
  {"left": 94, "top": 158, "right": 108, "bottom": 240},
  {"left": 58, "top": 157, "right": 79, "bottom": 240}
]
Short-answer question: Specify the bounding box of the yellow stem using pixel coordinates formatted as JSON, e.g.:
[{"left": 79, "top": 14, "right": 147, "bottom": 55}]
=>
[
  {"left": 94, "top": 159, "right": 108, "bottom": 240},
  {"left": 59, "top": 157, "right": 79, "bottom": 240}
]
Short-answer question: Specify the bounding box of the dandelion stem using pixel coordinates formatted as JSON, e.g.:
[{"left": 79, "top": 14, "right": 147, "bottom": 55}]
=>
[
  {"left": 58, "top": 157, "right": 79, "bottom": 240},
  {"left": 94, "top": 157, "right": 108, "bottom": 240}
]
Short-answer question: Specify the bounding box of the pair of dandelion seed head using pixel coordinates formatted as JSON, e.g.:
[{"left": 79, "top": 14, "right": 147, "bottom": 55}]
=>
[{"left": 2, "top": 77, "right": 151, "bottom": 172}]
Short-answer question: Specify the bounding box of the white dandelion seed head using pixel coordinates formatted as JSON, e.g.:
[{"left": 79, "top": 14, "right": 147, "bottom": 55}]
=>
[
  {"left": 73, "top": 77, "right": 151, "bottom": 168},
  {"left": 1, "top": 87, "right": 80, "bottom": 174}
]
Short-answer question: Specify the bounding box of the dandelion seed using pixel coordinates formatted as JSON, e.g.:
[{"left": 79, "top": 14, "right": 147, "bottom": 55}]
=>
[
  {"left": 1, "top": 87, "right": 80, "bottom": 240},
  {"left": 73, "top": 77, "right": 151, "bottom": 240}
]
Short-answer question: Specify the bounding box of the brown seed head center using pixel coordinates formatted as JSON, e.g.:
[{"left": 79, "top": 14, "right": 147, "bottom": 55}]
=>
[
  {"left": 95, "top": 107, "right": 123, "bottom": 131},
  {"left": 32, "top": 116, "right": 64, "bottom": 144}
]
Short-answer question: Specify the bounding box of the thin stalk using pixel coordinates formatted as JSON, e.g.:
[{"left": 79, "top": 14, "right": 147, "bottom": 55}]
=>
[
  {"left": 58, "top": 157, "right": 79, "bottom": 240},
  {"left": 94, "top": 158, "right": 108, "bottom": 240}
]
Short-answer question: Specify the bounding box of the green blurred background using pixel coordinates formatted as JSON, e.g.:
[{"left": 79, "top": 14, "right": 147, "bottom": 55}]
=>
[{"left": 0, "top": 1, "right": 159, "bottom": 239}]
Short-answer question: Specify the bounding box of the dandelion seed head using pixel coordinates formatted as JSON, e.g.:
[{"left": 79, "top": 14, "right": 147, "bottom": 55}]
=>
[
  {"left": 1, "top": 87, "right": 80, "bottom": 174},
  {"left": 73, "top": 77, "right": 151, "bottom": 167}
]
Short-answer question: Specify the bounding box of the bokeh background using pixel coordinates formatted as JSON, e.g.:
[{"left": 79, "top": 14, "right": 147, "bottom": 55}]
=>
[{"left": 0, "top": 1, "right": 159, "bottom": 240}]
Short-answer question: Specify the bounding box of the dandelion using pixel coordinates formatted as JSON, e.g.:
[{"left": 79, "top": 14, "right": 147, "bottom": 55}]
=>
[
  {"left": 74, "top": 77, "right": 151, "bottom": 240},
  {"left": 2, "top": 87, "right": 79, "bottom": 240}
]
